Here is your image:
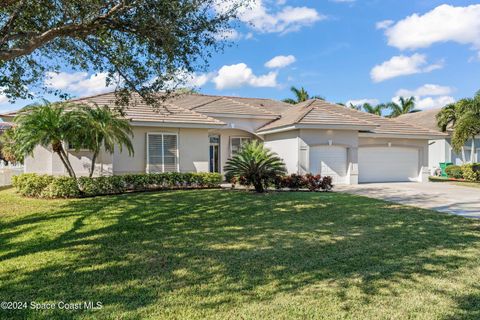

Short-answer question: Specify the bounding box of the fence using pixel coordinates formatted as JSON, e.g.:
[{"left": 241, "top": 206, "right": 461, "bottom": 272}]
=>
[{"left": 0, "top": 165, "right": 24, "bottom": 186}]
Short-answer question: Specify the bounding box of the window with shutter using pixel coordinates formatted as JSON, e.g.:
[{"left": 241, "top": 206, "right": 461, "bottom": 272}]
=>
[{"left": 147, "top": 133, "right": 178, "bottom": 173}]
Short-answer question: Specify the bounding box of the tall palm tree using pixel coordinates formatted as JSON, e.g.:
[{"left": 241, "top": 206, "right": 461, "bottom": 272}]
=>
[
  {"left": 283, "top": 86, "right": 324, "bottom": 104},
  {"left": 14, "top": 102, "right": 81, "bottom": 178},
  {"left": 75, "top": 105, "right": 134, "bottom": 177},
  {"left": 361, "top": 103, "right": 386, "bottom": 116},
  {"left": 388, "top": 96, "right": 418, "bottom": 117},
  {"left": 438, "top": 92, "right": 480, "bottom": 163}
]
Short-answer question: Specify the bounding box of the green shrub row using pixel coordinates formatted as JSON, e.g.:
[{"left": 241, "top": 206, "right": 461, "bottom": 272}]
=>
[
  {"left": 12, "top": 172, "right": 223, "bottom": 198},
  {"left": 445, "top": 163, "right": 480, "bottom": 182}
]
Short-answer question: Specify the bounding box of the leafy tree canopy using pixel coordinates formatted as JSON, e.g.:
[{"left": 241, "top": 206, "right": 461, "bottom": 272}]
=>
[
  {"left": 0, "top": 0, "right": 243, "bottom": 106},
  {"left": 283, "top": 86, "right": 325, "bottom": 104}
]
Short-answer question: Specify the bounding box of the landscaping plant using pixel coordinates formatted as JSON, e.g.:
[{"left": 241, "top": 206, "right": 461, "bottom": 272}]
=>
[{"left": 224, "top": 140, "right": 287, "bottom": 193}]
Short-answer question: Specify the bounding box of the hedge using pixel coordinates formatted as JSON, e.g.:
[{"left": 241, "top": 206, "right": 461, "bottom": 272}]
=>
[
  {"left": 12, "top": 172, "right": 223, "bottom": 199},
  {"left": 445, "top": 163, "right": 480, "bottom": 182}
]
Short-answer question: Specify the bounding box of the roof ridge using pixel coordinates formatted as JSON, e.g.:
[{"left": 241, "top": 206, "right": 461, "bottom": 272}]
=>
[
  {"left": 187, "top": 96, "right": 224, "bottom": 110},
  {"left": 68, "top": 91, "right": 116, "bottom": 102},
  {"left": 222, "top": 96, "right": 277, "bottom": 116},
  {"left": 389, "top": 115, "right": 447, "bottom": 136},
  {"left": 318, "top": 103, "right": 377, "bottom": 126},
  {"left": 293, "top": 99, "right": 317, "bottom": 124}
]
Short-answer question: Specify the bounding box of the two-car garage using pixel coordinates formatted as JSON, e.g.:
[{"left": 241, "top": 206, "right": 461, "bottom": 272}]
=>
[
  {"left": 358, "top": 146, "right": 420, "bottom": 183},
  {"left": 308, "top": 145, "right": 421, "bottom": 184}
]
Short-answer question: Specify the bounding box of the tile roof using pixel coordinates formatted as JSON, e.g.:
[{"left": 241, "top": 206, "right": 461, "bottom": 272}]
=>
[
  {"left": 396, "top": 109, "right": 446, "bottom": 133},
  {"left": 169, "top": 93, "right": 291, "bottom": 116},
  {"left": 71, "top": 92, "right": 225, "bottom": 126},
  {"left": 258, "top": 99, "right": 447, "bottom": 137}
]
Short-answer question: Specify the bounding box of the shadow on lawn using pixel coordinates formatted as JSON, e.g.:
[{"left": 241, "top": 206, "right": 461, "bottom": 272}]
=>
[{"left": 1, "top": 190, "right": 480, "bottom": 319}]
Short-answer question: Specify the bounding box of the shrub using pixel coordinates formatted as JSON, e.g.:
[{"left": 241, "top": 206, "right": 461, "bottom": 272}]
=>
[
  {"left": 41, "top": 177, "right": 81, "bottom": 198},
  {"left": 273, "top": 173, "right": 333, "bottom": 192},
  {"left": 461, "top": 163, "right": 480, "bottom": 182},
  {"left": 13, "top": 172, "right": 223, "bottom": 199},
  {"left": 12, "top": 173, "right": 55, "bottom": 197},
  {"left": 224, "top": 140, "right": 287, "bottom": 193},
  {"left": 445, "top": 165, "right": 463, "bottom": 179}
]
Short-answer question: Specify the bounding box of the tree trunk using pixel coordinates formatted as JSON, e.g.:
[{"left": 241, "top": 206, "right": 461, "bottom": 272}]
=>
[
  {"left": 89, "top": 151, "right": 98, "bottom": 178},
  {"left": 252, "top": 178, "right": 265, "bottom": 193},
  {"left": 471, "top": 137, "right": 476, "bottom": 163},
  {"left": 58, "top": 148, "right": 76, "bottom": 179}
]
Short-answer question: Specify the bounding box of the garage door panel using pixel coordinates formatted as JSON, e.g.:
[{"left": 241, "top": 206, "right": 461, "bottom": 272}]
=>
[
  {"left": 359, "top": 147, "right": 419, "bottom": 183},
  {"left": 310, "top": 146, "right": 347, "bottom": 184}
]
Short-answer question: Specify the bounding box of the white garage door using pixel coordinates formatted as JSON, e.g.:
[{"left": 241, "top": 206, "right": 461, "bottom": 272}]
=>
[
  {"left": 310, "top": 146, "right": 347, "bottom": 184},
  {"left": 359, "top": 147, "right": 419, "bottom": 183}
]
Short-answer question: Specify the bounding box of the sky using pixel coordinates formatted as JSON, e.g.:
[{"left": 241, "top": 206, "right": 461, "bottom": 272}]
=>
[{"left": 1, "top": 0, "right": 480, "bottom": 113}]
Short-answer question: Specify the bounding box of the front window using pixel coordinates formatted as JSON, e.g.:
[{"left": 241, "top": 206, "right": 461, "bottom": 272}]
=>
[
  {"left": 147, "top": 133, "right": 178, "bottom": 173},
  {"left": 230, "top": 137, "right": 251, "bottom": 157}
]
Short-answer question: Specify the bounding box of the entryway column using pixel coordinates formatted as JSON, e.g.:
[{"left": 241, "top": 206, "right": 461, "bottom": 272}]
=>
[{"left": 347, "top": 147, "right": 359, "bottom": 185}]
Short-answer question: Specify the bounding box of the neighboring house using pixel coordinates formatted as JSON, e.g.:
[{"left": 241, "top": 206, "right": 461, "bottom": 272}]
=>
[
  {"left": 0, "top": 92, "right": 446, "bottom": 184},
  {"left": 397, "top": 110, "right": 480, "bottom": 171},
  {"left": 0, "top": 121, "right": 13, "bottom": 134}
]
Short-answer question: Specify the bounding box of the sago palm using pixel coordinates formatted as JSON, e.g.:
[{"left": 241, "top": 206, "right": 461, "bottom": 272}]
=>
[
  {"left": 14, "top": 101, "right": 82, "bottom": 178},
  {"left": 224, "top": 140, "right": 286, "bottom": 193},
  {"left": 74, "top": 105, "right": 134, "bottom": 177}
]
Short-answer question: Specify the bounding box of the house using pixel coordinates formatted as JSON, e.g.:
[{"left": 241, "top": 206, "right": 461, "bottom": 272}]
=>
[
  {"left": 397, "top": 109, "right": 480, "bottom": 171},
  {"left": 0, "top": 92, "right": 446, "bottom": 184}
]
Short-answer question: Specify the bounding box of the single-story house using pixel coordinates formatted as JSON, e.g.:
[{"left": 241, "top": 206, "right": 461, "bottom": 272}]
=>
[
  {"left": 0, "top": 92, "right": 446, "bottom": 184},
  {"left": 398, "top": 110, "right": 480, "bottom": 170}
]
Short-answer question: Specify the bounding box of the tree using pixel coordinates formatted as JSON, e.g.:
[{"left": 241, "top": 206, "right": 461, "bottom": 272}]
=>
[
  {"left": 74, "top": 105, "right": 134, "bottom": 177},
  {"left": 361, "top": 103, "right": 386, "bottom": 116},
  {"left": 0, "top": 0, "right": 242, "bottom": 105},
  {"left": 438, "top": 92, "right": 480, "bottom": 163},
  {"left": 14, "top": 102, "right": 82, "bottom": 178},
  {"left": 388, "top": 96, "right": 418, "bottom": 117},
  {"left": 224, "top": 140, "right": 286, "bottom": 193},
  {"left": 0, "top": 127, "right": 23, "bottom": 164},
  {"left": 283, "top": 86, "right": 325, "bottom": 104}
]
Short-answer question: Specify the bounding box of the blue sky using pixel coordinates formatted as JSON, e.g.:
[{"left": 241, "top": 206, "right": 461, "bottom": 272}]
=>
[{"left": 1, "top": 0, "right": 480, "bottom": 113}]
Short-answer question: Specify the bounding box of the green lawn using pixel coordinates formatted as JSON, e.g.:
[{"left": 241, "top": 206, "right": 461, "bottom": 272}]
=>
[{"left": 1, "top": 188, "right": 480, "bottom": 319}]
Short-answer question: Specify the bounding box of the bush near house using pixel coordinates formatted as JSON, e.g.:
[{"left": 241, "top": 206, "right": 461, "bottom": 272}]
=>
[
  {"left": 445, "top": 165, "right": 464, "bottom": 179},
  {"left": 274, "top": 173, "right": 333, "bottom": 192},
  {"left": 12, "top": 172, "right": 223, "bottom": 198},
  {"left": 444, "top": 163, "right": 480, "bottom": 182}
]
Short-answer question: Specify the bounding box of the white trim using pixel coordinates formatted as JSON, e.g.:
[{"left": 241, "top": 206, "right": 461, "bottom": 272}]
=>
[
  {"left": 202, "top": 113, "right": 279, "bottom": 120},
  {"left": 146, "top": 132, "right": 179, "bottom": 173},
  {"left": 359, "top": 132, "right": 447, "bottom": 140},
  {"left": 257, "top": 124, "right": 378, "bottom": 135},
  {"left": 131, "top": 121, "right": 225, "bottom": 129}
]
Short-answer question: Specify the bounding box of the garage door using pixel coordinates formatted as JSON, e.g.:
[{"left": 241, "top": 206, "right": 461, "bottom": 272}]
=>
[
  {"left": 310, "top": 146, "right": 347, "bottom": 184},
  {"left": 359, "top": 147, "right": 419, "bottom": 183}
]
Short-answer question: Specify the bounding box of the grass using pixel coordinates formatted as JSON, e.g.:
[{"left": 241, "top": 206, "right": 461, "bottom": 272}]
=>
[
  {"left": 1, "top": 188, "right": 480, "bottom": 319},
  {"left": 429, "top": 176, "right": 480, "bottom": 189}
]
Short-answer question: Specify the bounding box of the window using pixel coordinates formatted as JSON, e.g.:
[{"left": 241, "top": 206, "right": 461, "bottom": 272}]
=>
[
  {"left": 230, "top": 137, "right": 251, "bottom": 156},
  {"left": 147, "top": 133, "right": 178, "bottom": 173}
]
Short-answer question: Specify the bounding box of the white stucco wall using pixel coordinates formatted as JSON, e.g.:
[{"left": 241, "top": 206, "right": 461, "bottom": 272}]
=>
[
  {"left": 264, "top": 130, "right": 300, "bottom": 174},
  {"left": 113, "top": 126, "right": 210, "bottom": 174}
]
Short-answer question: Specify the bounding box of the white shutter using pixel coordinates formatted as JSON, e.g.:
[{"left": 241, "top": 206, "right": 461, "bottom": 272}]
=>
[
  {"left": 148, "top": 134, "right": 163, "bottom": 173},
  {"left": 147, "top": 133, "right": 178, "bottom": 173},
  {"left": 163, "top": 134, "right": 178, "bottom": 172}
]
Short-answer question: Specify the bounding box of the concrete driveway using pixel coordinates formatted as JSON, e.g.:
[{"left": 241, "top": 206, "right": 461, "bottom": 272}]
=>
[{"left": 336, "top": 182, "right": 480, "bottom": 218}]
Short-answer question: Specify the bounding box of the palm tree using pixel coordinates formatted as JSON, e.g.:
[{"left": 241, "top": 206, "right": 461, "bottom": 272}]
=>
[
  {"left": 14, "top": 102, "right": 82, "bottom": 178},
  {"left": 224, "top": 140, "right": 286, "bottom": 193},
  {"left": 283, "top": 86, "right": 324, "bottom": 104},
  {"left": 388, "top": 96, "right": 418, "bottom": 117},
  {"left": 438, "top": 92, "right": 480, "bottom": 163},
  {"left": 361, "top": 103, "right": 386, "bottom": 116},
  {"left": 74, "top": 105, "right": 134, "bottom": 177}
]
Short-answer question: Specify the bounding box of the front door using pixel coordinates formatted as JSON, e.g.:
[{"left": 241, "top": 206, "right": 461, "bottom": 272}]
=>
[{"left": 209, "top": 135, "right": 220, "bottom": 173}]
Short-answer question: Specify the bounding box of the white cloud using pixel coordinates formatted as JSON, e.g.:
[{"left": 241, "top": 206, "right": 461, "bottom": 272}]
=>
[
  {"left": 395, "top": 84, "right": 453, "bottom": 97},
  {"left": 212, "top": 63, "right": 277, "bottom": 89},
  {"left": 392, "top": 95, "right": 455, "bottom": 111},
  {"left": 346, "top": 98, "right": 379, "bottom": 106},
  {"left": 370, "top": 53, "right": 443, "bottom": 82},
  {"left": 214, "top": 28, "right": 242, "bottom": 41},
  {"left": 265, "top": 55, "right": 296, "bottom": 69},
  {"left": 45, "top": 71, "right": 115, "bottom": 95},
  {"left": 383, "top": 4, "right": 480, "bottom": 54},
  {"left": 223, "top": 0, "right": 324, "bottom": 34},
  {"left": 376, "top": 20, "right": 394, "bottom": 30},
  {"left": 175, "top": 70, "right": 212, "bottom": 88}
]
